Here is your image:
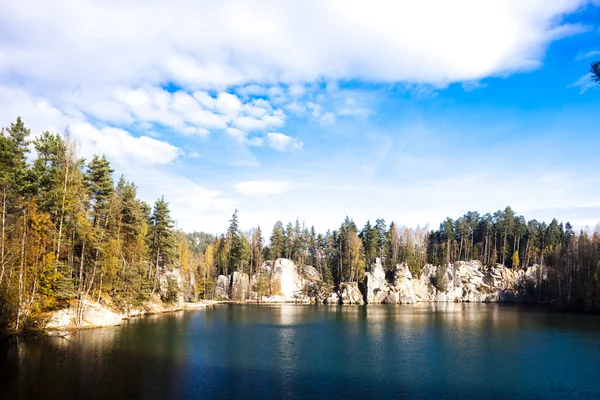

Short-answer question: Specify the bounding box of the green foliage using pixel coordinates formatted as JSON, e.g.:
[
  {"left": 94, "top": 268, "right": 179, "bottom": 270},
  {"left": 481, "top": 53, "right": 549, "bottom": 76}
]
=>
[
  {"left": 591, "top": 61, "right": 600, "bottom": 84},
  {"left": 2, "top": 115, "right": 600, "bottom": 333},
  {"left": 163, "top": 275, "right": 180, "bottom": 304},
  {"left": 149, "top": 196, "right": 176, "bottom": 271},
  {"left": 0, "top": 118, "right": 192, "bottom": 333}
]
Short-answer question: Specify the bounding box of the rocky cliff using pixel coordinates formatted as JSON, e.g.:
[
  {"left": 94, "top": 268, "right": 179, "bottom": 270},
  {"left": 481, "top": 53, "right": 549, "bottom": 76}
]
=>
[
  {"left": 363, "top": 258, "right": 548, "bottom": 304},
  {"left": 46, "top": 267, "right": 212, "bottom": 331},
  {"left": 216, "top": 258, "right": 322, "bottom": 303},
  {"left": 218, "top": 257, "right": 549, "bottom": 305}
]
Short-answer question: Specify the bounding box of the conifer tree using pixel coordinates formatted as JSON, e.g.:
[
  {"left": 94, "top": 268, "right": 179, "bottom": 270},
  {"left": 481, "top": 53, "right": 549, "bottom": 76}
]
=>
[{"left": 148, "top": 196, "right": 175, "bottom": 292}]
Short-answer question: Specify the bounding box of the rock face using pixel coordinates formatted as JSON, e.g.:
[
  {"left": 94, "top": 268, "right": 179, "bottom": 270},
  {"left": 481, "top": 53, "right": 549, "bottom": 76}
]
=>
[
  {"left": 268, "top": 258, "right": 305, "bottom": 299},
  {"left": 340, "top": 283, "right": 364, "bottom": 305},
  {"left": 215, "top": 258, "right": 322, "bottom": 303},
  {"left": 46, "top": 298, "right": 125, "bottom": 329},
  {"left": 214, "top": 275, "right": 229, "bottom": 300},
  {"left": 362, "top": 259, "right": 416, "bottom": 304},
  {"left": 158, "top": 268, "right": 185, "bottom": 306},
  {"left": 230, "top": 272, "right": 251, "bottom": 302},
  {"left": 210, "top": 257, "right": 549, "bottom": 305},
  {"left": 363, "top": 258, "right": 388, "bottom": 303},
  {"left": 362, "top": 258, "right": 548, "bottom": 304}
]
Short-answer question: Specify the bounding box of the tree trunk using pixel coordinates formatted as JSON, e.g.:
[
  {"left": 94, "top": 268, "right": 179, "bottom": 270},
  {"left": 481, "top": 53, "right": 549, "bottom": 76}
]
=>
[
  {"left": 524, "top": 237, "right": 530, "bottom": 269},
  {"left": 55, "top": 157, "right": 70, "bottom": 267},
  {"left": 0, "top": 185, "right": 7, "bottom": 285},
  {"left": 78, "top": 240, "right": 86, "bottom": 296},
  {"left": 152, "top": 246, "right": 160, "bottom": 295},
  {"left": 16, "top": 209, "right": 27, "bottom": 332},
  {"left": 502, "top": 223, "right": 508, "bottom": 266}
]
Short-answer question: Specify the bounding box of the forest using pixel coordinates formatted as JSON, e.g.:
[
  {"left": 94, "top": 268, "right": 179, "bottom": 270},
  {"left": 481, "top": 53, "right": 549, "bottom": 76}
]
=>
[{"left": 0, "top": 116, "right": 599, "bottom": 333}]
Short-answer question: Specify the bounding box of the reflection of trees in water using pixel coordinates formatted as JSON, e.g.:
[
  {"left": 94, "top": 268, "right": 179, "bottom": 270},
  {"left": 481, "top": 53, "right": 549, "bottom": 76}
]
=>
[{"left": 3, "top": 306, "right": 600, "bottom": 399}]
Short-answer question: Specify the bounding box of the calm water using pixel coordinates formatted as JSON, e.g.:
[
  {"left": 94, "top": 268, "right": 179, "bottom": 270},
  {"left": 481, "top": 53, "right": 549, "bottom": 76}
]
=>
[{"left": 2, "top": 304, "right": 600, "bottom": 399}]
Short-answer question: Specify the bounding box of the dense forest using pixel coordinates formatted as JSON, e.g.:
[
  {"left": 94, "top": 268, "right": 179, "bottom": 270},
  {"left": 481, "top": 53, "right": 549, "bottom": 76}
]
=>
[{"left": 1, "top": 116, "right": 599, "bottom": 333}]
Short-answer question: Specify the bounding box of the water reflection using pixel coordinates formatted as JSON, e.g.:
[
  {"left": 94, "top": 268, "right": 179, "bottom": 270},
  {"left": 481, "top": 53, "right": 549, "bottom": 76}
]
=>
[{"left": 2, "top": 304, "right": 600, "bottom": 400}]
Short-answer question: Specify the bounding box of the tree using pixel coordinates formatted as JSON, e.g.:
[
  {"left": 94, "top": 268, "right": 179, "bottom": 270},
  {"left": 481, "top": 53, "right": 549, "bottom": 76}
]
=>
[
  {"left": 512, "top": 251, "right": 520, "bottom": 269},
  {"left": 591, "top": 61, "right": 600, "bottom": 84},
  {"left": 348, "top": 228, "right": 365, "bottom": 282},
  {"left": 500, "top": 206, "right": 515, "bottom": 266},
  {"left": 375, "top": 218, "right": 387, "bottom": 260},
  {"left": 269, "top": 221, "right": 284, "bottom": 260},
  {"left": 386, "top": 222, "right": 401, "bottom": 269},
  {"left": 227, "top": 209, "right": 242, "bottom": 273},
  {"left": 360, "top": 220, "right": 378, "bottom": 269},
  {"left": 148, "top": 196, "right": 175, "bottom": 293},
  {"left": 441, "top": 218, "right": 454, "bottom": 264},
  {"left": 250, "top": 226, "right": 264, "bottom": 274}
]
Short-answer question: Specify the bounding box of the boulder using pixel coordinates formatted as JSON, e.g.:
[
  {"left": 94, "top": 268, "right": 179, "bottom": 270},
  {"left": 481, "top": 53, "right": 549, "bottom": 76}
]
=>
[
  {"left": 392, "top": 263, "right": 416, "bottom": 304},
  {"left": 340, "top": 283, "right": 364, "bottom": 305},
  {"left": 46, "top": 298, "right": 124, "bottom": 330},
  {"left": 324, "top": 292, "right": 340, "bottom": 305},
  {"left": 231, "top": 272, "right": 250, "bottom": 302},
  {"left": 363, "top": 258, "right": 387, "bottom": 303},
  {"left": 214, "top": 275, "right": 229, "bottom": 300},
  {"left": 302, "top": 265, "right": 321, "bottom": 281}
]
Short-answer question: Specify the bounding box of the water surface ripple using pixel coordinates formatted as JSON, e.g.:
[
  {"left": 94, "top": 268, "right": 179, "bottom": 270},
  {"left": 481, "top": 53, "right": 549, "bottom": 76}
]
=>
[{"left": 2, "top": 303, "right": 600, "bottom": 399}]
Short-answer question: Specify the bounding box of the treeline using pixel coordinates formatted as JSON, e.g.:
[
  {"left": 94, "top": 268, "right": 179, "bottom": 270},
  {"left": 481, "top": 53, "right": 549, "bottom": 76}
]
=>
[
  {"left": 428, "top": 207, "right": 600, "bottom": 307},
  {"left": 199, "top": 209, "right": 599, "bottom": 310},
  {"left": 198, "top": 213, "right": 429, "bottom": 287},
  {"left": 2, "top": 117, "right": 600, "bottom": 332},
  {"left": 0, "top": 118, "right": 197, "bottom": 332}
]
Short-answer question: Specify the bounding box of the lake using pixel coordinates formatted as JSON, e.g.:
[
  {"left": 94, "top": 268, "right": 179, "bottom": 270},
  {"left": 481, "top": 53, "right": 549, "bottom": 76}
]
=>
[{"left": 2, "top": 304, "right": 600, "bottom": 399}]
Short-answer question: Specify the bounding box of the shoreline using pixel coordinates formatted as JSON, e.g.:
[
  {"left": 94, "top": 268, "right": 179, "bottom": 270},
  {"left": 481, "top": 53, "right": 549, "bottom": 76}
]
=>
[
  {"left": 6, "top": 298, "right": 597, "bottom": 338},
  {"left": 38, "top": 300, "right": 223, "bottom": 336}
]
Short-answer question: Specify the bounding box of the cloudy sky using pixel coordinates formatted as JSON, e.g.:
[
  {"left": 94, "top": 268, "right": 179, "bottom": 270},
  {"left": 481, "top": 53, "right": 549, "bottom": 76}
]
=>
[{"left": 1, "top": 0, "right": 599, "bottom": 233}]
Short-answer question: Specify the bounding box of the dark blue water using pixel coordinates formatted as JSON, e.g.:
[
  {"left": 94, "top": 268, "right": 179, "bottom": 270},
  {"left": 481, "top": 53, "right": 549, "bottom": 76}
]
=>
[{"left": 2, "top": 304, "right": 600, "bottom": 399}]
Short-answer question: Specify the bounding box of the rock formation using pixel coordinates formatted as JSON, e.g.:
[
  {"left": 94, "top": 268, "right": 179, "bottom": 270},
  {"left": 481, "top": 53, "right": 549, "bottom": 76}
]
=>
[
  {"left": 340, "top": 283, "right": 364, "bottom": 304},
  {"left": 363, "top": 258, "right": 548, "bottom": 304},
  {"left": 230, "top": 272, "right": 251, "bottom": 302},
  {"left": 215, "top": 258, "right": 322, "bottom": 303},
  {"left": 210, "top": 257, "right": 549, "bottom": 306}
]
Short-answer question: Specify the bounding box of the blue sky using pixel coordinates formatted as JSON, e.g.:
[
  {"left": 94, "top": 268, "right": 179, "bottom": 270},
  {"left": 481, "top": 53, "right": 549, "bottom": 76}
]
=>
[{"left": 1, "top": 0, "right": 599, "bottom": 233}]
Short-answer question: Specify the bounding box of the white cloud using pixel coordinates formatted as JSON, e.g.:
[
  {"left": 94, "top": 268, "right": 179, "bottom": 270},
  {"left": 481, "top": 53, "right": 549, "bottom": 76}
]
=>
[
  {"left": 285, "top": 101, "right": 306, "bottom": 115},
  {"left": 128, "top": 168, "right": 236, "bottom": 232},
  {"left": 461, "top": 81, "right": 489, "bottom": 92},
  {"left": 0, "top": 86, "right": 181, "bottom": 168},
  {"left": 288, "top": 84, "right": 306, "bottom": 98},
  {"left": 69, "top": 122, "right": 181, "bottom": 167},
  {"left": 234, "top": 180, "right": 292, "bottom": 197},
  {"left": 319, "top": 112, "right": 336, "bottom": 125},
  {"left": 225, "top": 127, "right": 248, "bottom": 143},
  {"left": 567, "top": 73, "right": 598, "bottom": 93},
  {"left": 266, "top": 132, "right": 303, "bottom": 152},
  {"left": 1, "top": 0, "right": 597, "bottom": 234},
  {"left": 232, "top": 113, "right": 285, "bottom": 131},
  {"left": 576, "top": 50, "right": 600, "bottom": 60},
  {"left": 214, "top": 92, "right": 242, "bottom": 117},
  {"left": 337, "top": 98, "right": 373, "bottom": 118},
  {"left": 0, "top": 0, "right": 588, "bottom": 92},
  {"left": 225, "top": 128, "right": 301, "bottom": 152}
]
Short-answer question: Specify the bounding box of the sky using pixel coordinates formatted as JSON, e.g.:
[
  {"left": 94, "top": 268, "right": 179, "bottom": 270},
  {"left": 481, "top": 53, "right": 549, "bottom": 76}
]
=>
[{"left": 1, "top": 0, "right": 600, "bottom": 234}]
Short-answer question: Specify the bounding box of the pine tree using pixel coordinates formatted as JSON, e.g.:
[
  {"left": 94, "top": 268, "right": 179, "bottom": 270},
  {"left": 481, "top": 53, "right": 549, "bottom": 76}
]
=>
[
  {"left": 591, "top": 61, "right": 600, "bottom": 83},
  {"left": 269, "top": 221, "right": 284, "bottom": 260},
  {"left": 148, "top": 196, "right": 175, "bottom": 293},
  {"left": 227, "top": 209, "right": 242, "bottom": 273}
]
